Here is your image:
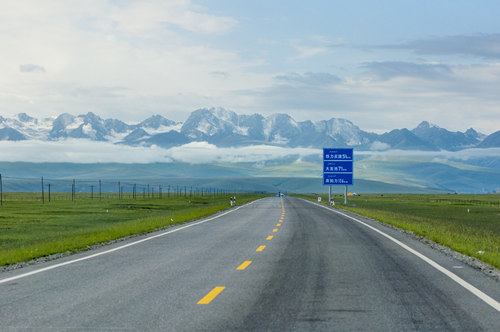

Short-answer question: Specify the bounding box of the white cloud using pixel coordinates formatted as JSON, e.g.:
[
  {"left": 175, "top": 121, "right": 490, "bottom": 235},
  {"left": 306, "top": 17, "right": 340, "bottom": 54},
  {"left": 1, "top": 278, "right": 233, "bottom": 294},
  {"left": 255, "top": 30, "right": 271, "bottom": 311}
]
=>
[
  {"left": 0, "top": 0, "right": 249, "bottom": 122},
  {"left": 1, "top": 2, "right": 499, "bottom": 137},
  {"left": 288, "top": 36, "right": 331, "bottom": 61},
  {"left": 163, "top": 141, "right": 320, "bottom": 163},
  {"left": 0, "top": 140, "right": 320, "bottom": 164},
  {"left": 370, "top": 141, "right": 390, "bottom": 151},
  {"left": 0, "top": 140, "right": 171, "bottom": 163},
  {"left": 236, "top": 62, "right": 500, "bottom": 135},
  {"left": 356, "top": 147, "right": 500, "bottom": 161},
  {"left": 105, "top": 0, "right": 237, "bottom": 36},
  {"left": 2, "top": 138, "right": 499, "bottom": 166}
]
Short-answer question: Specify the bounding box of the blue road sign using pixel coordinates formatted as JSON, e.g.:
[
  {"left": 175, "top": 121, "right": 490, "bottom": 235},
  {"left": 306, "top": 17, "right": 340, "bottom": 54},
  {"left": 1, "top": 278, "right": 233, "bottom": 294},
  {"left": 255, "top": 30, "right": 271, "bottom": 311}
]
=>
[
  {"left": 323, "top": 173, "right": 353, "bottom": 185},
  {"left": 323, "top": 148, "right": 353, "bottom": 185},
  {"left": 323, "top": 148, "right": 353, "bottom": 161},
  {"left": 323, "top": 160, "right": 353, "bottom": 173}
]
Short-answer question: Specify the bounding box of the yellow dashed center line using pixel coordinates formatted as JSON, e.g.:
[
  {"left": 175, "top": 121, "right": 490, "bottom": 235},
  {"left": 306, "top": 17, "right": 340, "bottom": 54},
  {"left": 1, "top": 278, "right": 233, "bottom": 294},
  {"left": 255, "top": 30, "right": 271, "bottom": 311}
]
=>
[
  {"left": 236, "top": 261, "right": 252, "bottom": 270},
  {"left": 256, "top": 245, "right": 266, "bottom": 252},
  {"left": 197, "top": 286, "right": 225, "bottom": 304},
  {"left": 198, "top": 200, "right": 286, "bottom": 305}
]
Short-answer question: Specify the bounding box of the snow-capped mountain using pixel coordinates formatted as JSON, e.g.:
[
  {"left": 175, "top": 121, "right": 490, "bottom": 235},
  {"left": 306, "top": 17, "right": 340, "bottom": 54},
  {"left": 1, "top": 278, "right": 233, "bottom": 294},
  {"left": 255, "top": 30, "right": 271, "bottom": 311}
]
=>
[
  {"left": 411, "top": 121, "right": 482, "bottom": 151},
  {"left": 0, "top": 108, "right": 496, "bottom": 150},
  {"left": 0, "top": 113, "right": 53, "bottom": 140},
  {"left": 173, "top": 108, "right": 374, "bottom": 148}
]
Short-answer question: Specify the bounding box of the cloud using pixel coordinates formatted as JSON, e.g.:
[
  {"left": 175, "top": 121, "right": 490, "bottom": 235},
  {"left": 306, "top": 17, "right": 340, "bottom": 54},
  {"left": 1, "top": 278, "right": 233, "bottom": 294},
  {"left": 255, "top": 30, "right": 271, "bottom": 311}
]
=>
[
  {"left": 370, "top": 141, "right": 391, "bottom": 151},
  {"left": 356, "top": 147, "right": 500, "bottom": 161},
  {"left": 19, "top": 64, "right": 46, "bottom": 73},
  {"left": 378, "top": 34, "right": 500, "bottom": 59},
  {"left": 106, "top": 0, "right": 237, "bottom": 36},
  {"left": 164, "top": 141, "right": 320, "bottom": 164},
  {"left": 0, "top": 140, "right": 320, "bottom": 164},
  {"left": 0, "top": 140, "right": 171, "bottom": 163},
  {"left": 275, "top": 72, "right": 341, "bottom": 86},
  {"left": 288, "top": 36, "right": 332, "bottom": 61},
  {"left": 362, "top": 62, "right": 452, "bottom": 80},
  {"left": 2, "top": 139, "right": 500, "bottom": 168}
]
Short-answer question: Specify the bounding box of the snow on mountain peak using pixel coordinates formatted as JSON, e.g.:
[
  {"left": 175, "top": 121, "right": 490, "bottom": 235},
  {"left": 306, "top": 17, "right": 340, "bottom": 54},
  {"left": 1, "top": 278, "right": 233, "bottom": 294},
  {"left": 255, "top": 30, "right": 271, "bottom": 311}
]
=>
[{"left": 0, "top": 110, "right": 491, "bottom": 150}]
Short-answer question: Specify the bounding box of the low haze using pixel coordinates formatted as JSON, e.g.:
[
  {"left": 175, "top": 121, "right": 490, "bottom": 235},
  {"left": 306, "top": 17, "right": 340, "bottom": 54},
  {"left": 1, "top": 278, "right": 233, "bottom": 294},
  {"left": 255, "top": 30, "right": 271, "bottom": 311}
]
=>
[
  {"left": 2, "top": 139, "right": 500, "bottom": 165},
  {"left": 1, "top": 0, "right": 500, "bottom": 134}
]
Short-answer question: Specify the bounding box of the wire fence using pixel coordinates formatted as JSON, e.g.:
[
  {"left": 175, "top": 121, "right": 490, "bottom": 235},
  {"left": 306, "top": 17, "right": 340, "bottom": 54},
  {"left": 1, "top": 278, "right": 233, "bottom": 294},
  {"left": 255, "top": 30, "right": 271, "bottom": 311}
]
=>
[{"left": 0, "top": 173, "right": 235, "bottom": 205}]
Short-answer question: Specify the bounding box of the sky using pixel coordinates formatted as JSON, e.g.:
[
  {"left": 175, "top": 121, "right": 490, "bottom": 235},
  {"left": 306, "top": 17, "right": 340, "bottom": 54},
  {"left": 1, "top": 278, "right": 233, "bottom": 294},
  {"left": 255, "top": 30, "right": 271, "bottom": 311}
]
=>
[{"left": 2, "top": 0, "right": 500, "bottom": 134}]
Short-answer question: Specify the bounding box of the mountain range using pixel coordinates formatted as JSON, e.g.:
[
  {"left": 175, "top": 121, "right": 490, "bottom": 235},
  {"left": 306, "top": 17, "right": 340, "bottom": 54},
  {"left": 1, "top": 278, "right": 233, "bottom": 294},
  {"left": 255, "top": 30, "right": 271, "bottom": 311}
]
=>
[{"left": 1, "top": 108, "right": 498, "bottom": 151}]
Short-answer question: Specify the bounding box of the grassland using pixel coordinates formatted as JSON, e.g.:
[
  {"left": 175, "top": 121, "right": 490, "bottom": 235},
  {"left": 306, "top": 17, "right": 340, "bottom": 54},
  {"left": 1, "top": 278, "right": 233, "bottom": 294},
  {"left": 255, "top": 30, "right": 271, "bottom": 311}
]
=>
[
  {"left": 0, "top": 193, "right": 266, "bottom": 266},
  {"left": 299, "top": 193, "right": 500, "bottom": 270}
]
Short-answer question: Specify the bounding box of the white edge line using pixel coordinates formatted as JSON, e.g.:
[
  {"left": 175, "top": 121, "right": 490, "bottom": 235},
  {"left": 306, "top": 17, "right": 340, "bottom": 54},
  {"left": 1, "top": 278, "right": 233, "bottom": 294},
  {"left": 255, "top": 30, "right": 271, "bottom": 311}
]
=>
[
  {"left": 0, "top": 200, "right": 259, "bottom": 285},
  {"left": 303, "top": 199, "right": 500, "bottom": 313}
]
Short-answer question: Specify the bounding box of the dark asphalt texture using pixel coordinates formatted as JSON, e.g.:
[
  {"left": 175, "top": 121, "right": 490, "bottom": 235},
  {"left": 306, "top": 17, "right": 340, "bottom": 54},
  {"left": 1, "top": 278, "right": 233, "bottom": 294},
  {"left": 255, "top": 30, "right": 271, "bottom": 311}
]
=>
[{"left": 1, "top": 197, "right": 499, "bottom": 331}]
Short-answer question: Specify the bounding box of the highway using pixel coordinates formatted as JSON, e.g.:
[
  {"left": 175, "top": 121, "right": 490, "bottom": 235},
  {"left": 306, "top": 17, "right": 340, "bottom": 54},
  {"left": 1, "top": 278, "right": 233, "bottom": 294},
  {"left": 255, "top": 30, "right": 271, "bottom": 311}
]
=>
[{"left": 1, "top": 197, "right": 499, "bottom": 331}]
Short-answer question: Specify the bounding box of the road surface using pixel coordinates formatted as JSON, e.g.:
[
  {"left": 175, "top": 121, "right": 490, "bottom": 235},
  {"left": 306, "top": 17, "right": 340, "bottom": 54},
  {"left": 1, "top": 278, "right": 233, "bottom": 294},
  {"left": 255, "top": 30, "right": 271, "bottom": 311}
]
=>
[{"left": 1, "top": 197, "right": 499, "bottom": 331}]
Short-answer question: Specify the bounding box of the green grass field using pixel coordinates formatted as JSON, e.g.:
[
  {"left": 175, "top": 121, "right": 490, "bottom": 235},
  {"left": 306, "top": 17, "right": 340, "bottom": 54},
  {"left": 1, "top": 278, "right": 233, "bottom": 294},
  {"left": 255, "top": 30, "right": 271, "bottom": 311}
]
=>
[
  {"left": 299, "top": 193, "right": 500, "bottom": 270},
  {"left": 0, "top": 193, "right": 266, "bottom": 266}
]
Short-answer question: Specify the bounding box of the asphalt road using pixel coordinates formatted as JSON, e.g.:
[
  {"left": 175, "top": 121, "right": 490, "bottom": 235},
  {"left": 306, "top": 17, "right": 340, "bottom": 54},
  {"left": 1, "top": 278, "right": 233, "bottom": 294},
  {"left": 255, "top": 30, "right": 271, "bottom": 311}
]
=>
[{"left": 1, "top": 197, "right": 499, "bottom": 331}]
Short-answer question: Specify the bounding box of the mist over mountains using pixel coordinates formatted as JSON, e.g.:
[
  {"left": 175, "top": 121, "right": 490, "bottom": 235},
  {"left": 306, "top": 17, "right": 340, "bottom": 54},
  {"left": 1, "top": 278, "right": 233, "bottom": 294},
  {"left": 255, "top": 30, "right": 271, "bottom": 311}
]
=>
[
  {"left": 1, "top": 107, "right": 498, "bottom": 151},
  {"left": 2, "top": 108, "right": 500, "bottom": 193}
]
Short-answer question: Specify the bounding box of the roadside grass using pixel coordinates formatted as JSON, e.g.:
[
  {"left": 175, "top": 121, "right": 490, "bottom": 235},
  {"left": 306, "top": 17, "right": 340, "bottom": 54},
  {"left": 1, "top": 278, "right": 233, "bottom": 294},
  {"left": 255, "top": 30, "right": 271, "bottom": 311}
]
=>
[
  {"left": 296, "top": 193, "right": 500, "bottom": 270},
  {"left": 0, "top": 193, "right": 266, "bottom": 266}
]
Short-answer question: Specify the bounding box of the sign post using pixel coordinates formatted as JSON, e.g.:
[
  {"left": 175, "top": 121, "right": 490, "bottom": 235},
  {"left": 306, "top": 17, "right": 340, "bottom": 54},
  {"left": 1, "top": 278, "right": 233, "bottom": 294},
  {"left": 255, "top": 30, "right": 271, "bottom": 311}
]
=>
[{"left": 323, "top": 148, "right": 353, "bottom": 205}]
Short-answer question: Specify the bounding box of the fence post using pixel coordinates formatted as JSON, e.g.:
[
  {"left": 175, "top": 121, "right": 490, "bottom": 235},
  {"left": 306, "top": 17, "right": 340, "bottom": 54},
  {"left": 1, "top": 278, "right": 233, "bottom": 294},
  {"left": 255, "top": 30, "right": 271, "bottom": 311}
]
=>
[{"left": 41, "top": 177, "right": 44, "bottom": 204}]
